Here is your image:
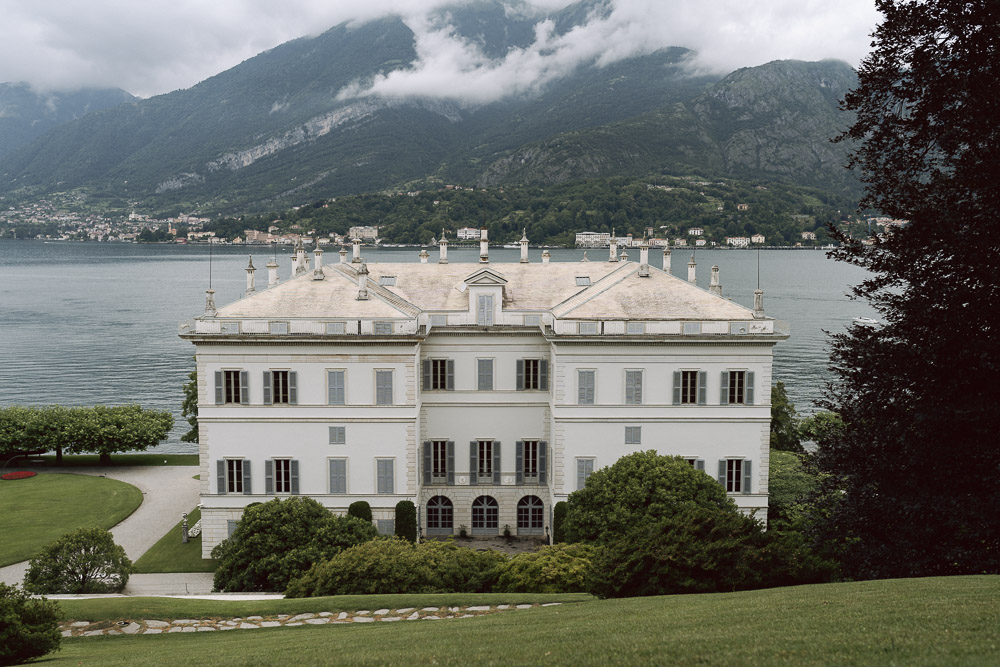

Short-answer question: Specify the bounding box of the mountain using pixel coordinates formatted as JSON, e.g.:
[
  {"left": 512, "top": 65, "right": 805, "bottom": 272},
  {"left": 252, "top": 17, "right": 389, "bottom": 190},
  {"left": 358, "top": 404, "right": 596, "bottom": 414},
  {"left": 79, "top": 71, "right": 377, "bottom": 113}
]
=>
[
  {"left": 0, "top": 1, "right": 859, "bottom": 214},
  {"left": 0, "top": 83, "right": 135, "bottom": 160}
]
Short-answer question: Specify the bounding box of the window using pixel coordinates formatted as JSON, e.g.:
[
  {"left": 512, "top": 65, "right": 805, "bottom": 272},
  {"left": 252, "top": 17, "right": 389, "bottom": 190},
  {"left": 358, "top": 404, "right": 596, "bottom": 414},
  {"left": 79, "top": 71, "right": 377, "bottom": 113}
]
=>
[
  {"left": 516, "top": 440, "right": 546, "bottom": 484},
  {"left": 227, "top": 520, "right": 238, "bottom": 537},
  {"left": 263, "top": 370, "right": 296, "bottom": 405},
  {"left": 373, "top": 321, "right": 392, "bottom": 335},
  {"left": 375, "top": 370, "right": 393, "bottom": 405},
  {"left": 578, "top": 321, "right": 598, "bottom": 334},
  {"left": 377, "top": 519, "right": 395, "bottom": 535},
  {"left": 517, "top": 359, "right": 548, "bottom": 391},
  {"left": 576, "top": 458, "right": 594, "bottom": 490},
  {"left": 675, "top": 370, "right": 706, "bottom": 405},
  {"left": 575, "top": 276, "right": 591, "bottom": 286},
  {"left": 477, "top": 294, "right": 494, "bottom": 325},
  {"left": 376, "top": 459, "right": 394, "bottom": 494},
  {"left": 477, "top": 440, "right": 492, "bottom": 477},
  {"left": 625, "top": 370, "right": 643, "bottom": 404},
  {"left": 329, "top": 458, "right": 347, "bottom": 493},
  {"left": 328, "top": 370, "right": 345, "bottom": 405},
  {"left": 524, "top": 314, "right": 541, "bottom": 326},
  {"left": 470, "top": 439, "right": 500, "bottom": 484},
  {"left": 626, "top": 321, "right": 645, "bottom": 334},
  {"left": 269, "top": 321, "right": 288, "bottom": 335},
  {"left": 329, "top": 426, "right": 346, "bottom": 445},
  {"left": 215, "top": 369, "right": 248, "bottom": 405},
  {"left": 625, "top": 426, "right": 642, "bottom": 445},
  {"left": 721, "top": 370, "right": 755, "bottom": 405},
  {"left": 430, "top": 314, "right": 447, "bottom": 326},
  {"left": 326, "top": 321, "right": 346, "bottom": 334},
  {"left": 220, "top": 321, "right": 239, "bottom": 334},
  {"left": 426, "top": 496, "right": 453, "bottom": 534},
  {"left": 517, "top": 495, "right": 544, "bottom": 535},
  {"left": 431, "top": 440, "right": 449, "bottom": 483},
  {"left": 683, "top": 322, "right": 702, "bottom": 335},
  {"left": 477, "top": 359, "right": 494, "bottom": 390},
  {"left": 719, "top": 458, "right": 751, "bottom": 493},
  {"left": 379, "top": 276, "right": 396, "bottom": 286},
  {"left": 578, "top": 370, "right": 595, "bottom": 405},
  {"left": 422, "top": 359, "right": 454, "bottom": 391},
  {"left": 220, "top": 459, "right": 248, "bottom": 494},
  {"left": 271, "top": 459, "right": 296, "bottom": 494},
  {"left": 471, "top": 496, "right": 499, "bottom": 535}
]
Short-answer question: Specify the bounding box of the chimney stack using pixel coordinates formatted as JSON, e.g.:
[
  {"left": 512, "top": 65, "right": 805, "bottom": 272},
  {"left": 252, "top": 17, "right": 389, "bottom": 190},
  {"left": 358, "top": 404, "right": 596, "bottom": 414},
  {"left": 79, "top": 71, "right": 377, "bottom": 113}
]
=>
[
  {"left": 479, "top": 227, "right": 489, "bottom": 263},
  {"left": 339, "top": 246, "right": 347, "bottom": 264},
  {"left": 204, "top": 289, "right": 217, "bottom": 317},
  {"left": 289, "top": 248, "right": 299, "bottom": 280},
  {"left": 520, "top": 228, "right": 529, "bottom": 263},
  {"left": 312, "top": 243, "right": 324, "bottom": 280},
  {"left": 295, "top": 240, "right": 307, "bottom": 277},
  {"left": 609, "top": 234, "right": 618, "bottom": 262},
  {"left": 266, "top": 259, "right": 279, "bottom": 287},
  {"left": 439, "top": 234, "right": 448, "bottom": 264},
  {"left": 419, "top": 248, "right": 429, "bottom": 264},
  {"left": 663, "top": 246, "right": 672, "bottom": 275},
  {"left": 638, "top": 239, "right": 650, "bottom": 277},
  {"left": 357, "top": 263, "right": 370, "bottom": 300},
  {"left": 245, "top": 256, "right": 256, "bottom": 296},
  {"left": 753, "top": 289, "right": 765, "bottom": 319},
  {"left": 687, "top": 253, "right": 697, "bottom": 284},
  {"left": 709, "top": 265, "right": 722, "bottom": 296},
  {"left": 542, "top": 249, "right": 551, "bottom": 264},
  {"left": 352, "top": 237, "right": 361, "bottom": 263}
]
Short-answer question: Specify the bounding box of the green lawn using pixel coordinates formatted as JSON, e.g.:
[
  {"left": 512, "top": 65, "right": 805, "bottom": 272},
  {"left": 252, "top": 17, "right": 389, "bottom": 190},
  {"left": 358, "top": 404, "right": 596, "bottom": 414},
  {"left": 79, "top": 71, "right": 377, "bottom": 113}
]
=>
[
  {"left": 52, "top": 576, "right": 1000, "bottom": 665},
  {"left": 31, "top": 454, "right": 198, "bottom": 467},
  {"left": 133, "top": 507, "right": 218, "bottom": 573},
  {"left": 0, "top": 473, "right": 143, "bottom": 566}
]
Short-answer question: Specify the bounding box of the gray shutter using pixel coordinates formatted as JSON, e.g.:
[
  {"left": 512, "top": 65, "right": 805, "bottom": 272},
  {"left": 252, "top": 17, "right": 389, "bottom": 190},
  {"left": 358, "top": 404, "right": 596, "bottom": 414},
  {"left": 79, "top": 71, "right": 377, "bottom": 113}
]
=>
[
  {"left": 240, "top": 370, "right": 250, "bottom": 404},
  {"left": 577, "top": 459, "right": 586, "bottom": 490},
  {"left": 493, "top": 441, "right": 501, "bottom": 484},
  {"left": 745, "top": 371, "right": 755, "bottom": 405},
  {"left": 516, "top": 359, "right": 524, "bottom": 391},
  {"left": 217, "top": 459, "right": 226, "bottom": 494},
  {"left": 289, "top": 371, "right": 297, "bottom": 405},
  {"left": 290, "top": 459, "right": 299, "bottom": 494},
  {"left": 329, "top": 370, "right": 345, "bottom": 405},
  {"left": 478, "top": 359, "right": 493, "bottom": 391},
  {"left": 515, "top": 440, "right": 524, "bottom": 485},
  {"left": 422, "top": 359, "right": 431, "bottom": 391},
  {"left": 265, "top": 460, "right": 273, "bottom": 495},
  {"left": 698, "top": 371, "right": 707, "bottom": 405},
  {"left": 446, "top": 360, "right": 455, "bottom": 391},
  {"left": 720, "top": 371, "right": 730, "bottom": 405},
  {"left": 329, "top": 459, "right": 346, "bottom": 494},
  {"left": 263, "top": 371, "right": 272, "bottom": 405},
  {"left": 743, "top": 460, "right": 752, "bottom": 494},
  {"left": 538, "top": 441, "right": 547, "bottom": 485},
  {"left": 446, "top": 441, "right": 455, "bottom": 486},
  {"left": 215, "top": 371, "right": 224, "bottom": 404},
  {"left": 422, "top": 441, "right": 431, "bottom": 485},
  {"left": 718, "top": 460, "right": 727, "bottom": 487},
  {"left": 243, "top": 459, "right": 252, "bottom": 495},
  {"left": 695, "top": 459, "right": 705, "bottom": 471},
  {"left": 540, "top": 360, "right": 549, "bottom": 391},
  {"left": 469, "top": 441, "right": 478, "bottom": 485},
  {"left": 672, "top": 371, "right": 681, "bottom": 405}
]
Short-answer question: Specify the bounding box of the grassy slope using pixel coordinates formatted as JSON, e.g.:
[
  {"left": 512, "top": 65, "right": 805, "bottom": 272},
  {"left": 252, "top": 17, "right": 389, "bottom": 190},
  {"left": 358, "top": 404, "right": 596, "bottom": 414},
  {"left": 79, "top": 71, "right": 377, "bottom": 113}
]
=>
[
  {"left": 132, "top": 507, "right": 217, "bottom": 573},
  {"left": 54, "top": 577, "right": 999, "bottom": 665},
  {"left": 0, "top": 473, "right": 143, "bottom": 566}
]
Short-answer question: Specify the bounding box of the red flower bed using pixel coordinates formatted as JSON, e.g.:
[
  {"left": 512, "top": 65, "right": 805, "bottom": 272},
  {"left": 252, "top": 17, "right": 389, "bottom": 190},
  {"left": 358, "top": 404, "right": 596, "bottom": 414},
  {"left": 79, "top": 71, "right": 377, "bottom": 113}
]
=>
[{"left": 1, "top": 471, "right": 37, "bottom": 480}]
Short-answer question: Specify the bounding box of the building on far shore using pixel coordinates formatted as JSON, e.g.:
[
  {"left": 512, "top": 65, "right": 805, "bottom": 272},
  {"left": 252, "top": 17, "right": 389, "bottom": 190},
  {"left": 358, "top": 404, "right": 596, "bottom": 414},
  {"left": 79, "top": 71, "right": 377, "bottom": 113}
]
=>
[{"left": 181, "top": 238, "right": 788, "bottom": 555}]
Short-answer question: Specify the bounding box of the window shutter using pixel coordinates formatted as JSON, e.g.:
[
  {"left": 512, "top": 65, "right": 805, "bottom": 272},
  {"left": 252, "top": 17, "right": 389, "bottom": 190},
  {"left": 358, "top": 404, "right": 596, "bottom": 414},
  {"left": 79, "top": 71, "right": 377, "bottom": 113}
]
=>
[
  {"left": 217, "top": 460, "right": 226, "bottom": 495},
  {"left": 516, "top": 359, "right": 525, "bottom": 391},
  {"left": 515, "top": 440, "right": 524, "bottom": 485},
  {"left": 478, "top": 359, "right": 493, "bottom": 391},
  {"left": 540, "top": 360, "right": 549, "bottom": 391},
  {"left": 446, "top": 441, "right": 455, "bottom": 486},
  {"left": 577, "top": 459, "right": 586, "bottom": 490},
  {"left": 289, "top": 372, "right": 297, "bottom": 405},
  {"left": 493, "top": 441, "right": 501, "bottom": 484},
  {"left": 422, "top": 441, "right": 431, "bottom": 485},
  {"left": 330, "top": 459, "right": 346, "bottom": 494},
  {"left": 718, "top": 460, "right": 727, "bottom": 487},
  {"left": 239, "top": 370, "right": 250, "bottom": 404},
  {"left": 538, "top": 441, "right": 547, "bottom": 485},
  {"left": 215, "top": 371, "right": 224, "bottom": 404},
  {"left": 446, "top": 360, "right": 455, "bottom": 391},
  {"left": 469, "top": 441, "right": 478, "bottom": 485},
  {"left": 698, "top": 371, "right": 707, "bottom": 405},
  {"left": 329, "top": 370, "right": 345, "bottom": 405},
  {"left": 262, "top": 371, "right": 272, "bottom": 405},
  {"left": 243, "top": 459, "right": 252, "bottom": 495},
  {"left": 695, "top": 459, "right": 705, "bottom": 471},
  {"left": 265, "top": 460, "right": 273, "bottom": 495},
  {"left": 422, "top": 359, "right": 431, "bottom": 391},
  {"left": 745, "top": 371, "right": 755, "bottom": 405},
  {"left": 672, "top": 371, "right": 681, "bottom": 405},
  {"left": 720, "top": 371, "right": 730, "bottom": 405},
  {"left": 743, "top": 460, "right": 752, "bottom": 494},
  {"left": 290, "top": 459, "right": 299, "bottom": 494}
]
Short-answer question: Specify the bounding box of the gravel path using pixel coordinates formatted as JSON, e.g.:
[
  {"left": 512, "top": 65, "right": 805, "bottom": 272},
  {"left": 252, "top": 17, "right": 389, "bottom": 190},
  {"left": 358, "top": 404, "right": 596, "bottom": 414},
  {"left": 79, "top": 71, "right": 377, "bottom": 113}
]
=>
[{"left": 0, "top": 465, "right": 199, "bottom": 587}]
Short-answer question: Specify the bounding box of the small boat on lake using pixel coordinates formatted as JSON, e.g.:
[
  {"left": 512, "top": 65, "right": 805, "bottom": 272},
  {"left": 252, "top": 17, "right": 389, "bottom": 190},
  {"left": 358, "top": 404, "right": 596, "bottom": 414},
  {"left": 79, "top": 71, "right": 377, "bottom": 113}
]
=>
[{"left": 853, "top": 316, "right": 879, "bottom": 327}]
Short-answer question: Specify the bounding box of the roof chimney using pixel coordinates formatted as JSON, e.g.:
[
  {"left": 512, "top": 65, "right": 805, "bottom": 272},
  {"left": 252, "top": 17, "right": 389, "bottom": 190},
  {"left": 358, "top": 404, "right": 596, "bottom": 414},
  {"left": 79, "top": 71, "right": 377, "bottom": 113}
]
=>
[
  {"left": 312, "top": 243, "right": 324, "bottom": 280},
  {"left": 609, "top": 233, "right": 618, "bottom": 262},
  {"left": 479, "top": 227, "right": 489, "bottom": 263},
  {"left": 245, "top": 256, "right": 256, "bottom": 296},
  {"left": 639, "top": 239, "right": 649, "bottom": 267},
  {"left": 352, "top": 237, "right": 361, "bottom": 263},
  {"left": 542, "top": 249, "right": 551, "bottom": 264},
  {"left": 357, "top": 263, "right": 370, "bottom": 300},
  {"left": 289, "top": 248, "right": 299, "bottom": 280},
  {"left": 520, "top": 228, "right": 529, "bottom": 263},
  {"left": 439, "top": 234, "right": 448, "bottom": 264},
  {"left": 339, "top": 246, "right": 347, "bottom": 264},
  {"left": 663, "top": 246, "right": 672, "bottom": 275},
  {"left": 753, "top": 289, "right": 765, "bottom": 319},
  {"left": 687, "top": 253, "right": 697, "bottom": 284},
  {"left": 295, "top": 239, "right": 307, "bottom": 277},
  {"left": 204, "top": 289, "right": 217, "bottom": 317},
  {"left": 419, "top": 248, "right": 429, "bottom": 264},
  {"left": 709, "top": 265, "right": 722, "bottom": 296},
  {"left": 266, "top": 258, "right": 279, "bottom": 287}
]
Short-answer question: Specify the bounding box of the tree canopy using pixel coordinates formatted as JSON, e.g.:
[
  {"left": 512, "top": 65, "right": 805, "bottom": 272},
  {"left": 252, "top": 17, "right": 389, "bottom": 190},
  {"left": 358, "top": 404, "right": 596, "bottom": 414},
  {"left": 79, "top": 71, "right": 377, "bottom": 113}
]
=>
[
  {"left": 23, "top": 528, "right": 132, "bottom": 594},
  {"left": 821, "top": 0, "right": 1000, "bottom": 578}
]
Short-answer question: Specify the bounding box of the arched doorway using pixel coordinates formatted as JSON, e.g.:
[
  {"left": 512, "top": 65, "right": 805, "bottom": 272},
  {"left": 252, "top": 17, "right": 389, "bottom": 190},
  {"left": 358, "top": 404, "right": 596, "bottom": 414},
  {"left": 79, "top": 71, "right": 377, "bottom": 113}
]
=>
[
  {"left": 516, "top": 495, "right": 544, "bottom": 535},
  {"left": 426, "top": 496, "right": 453, "bottom": 536},
  {"left": 471, "top": 495, "right": 498, "bottom": 535}
]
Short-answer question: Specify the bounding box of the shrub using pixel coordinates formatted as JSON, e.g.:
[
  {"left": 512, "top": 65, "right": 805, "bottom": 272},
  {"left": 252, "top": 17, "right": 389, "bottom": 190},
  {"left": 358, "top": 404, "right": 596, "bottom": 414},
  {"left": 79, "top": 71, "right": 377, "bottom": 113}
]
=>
[
  {"left": 347, "top": 501, "right": 372, "bottom": 523},
  {"left": 552, "top": 501, "right": 568, "bottom": 543},
  {"left": 211, "top": 497, "right": 378, "bottom": 592},
  {"left": 394, "top": 500, "right": 417, "bottom": 543},
  {"left": 494, "top": 544, "right": 594, "bottom": 593},
  {"left": 23, "top": 528, "right": 131, "bottom": 594},
  {"left": 0, "top": 583, "right": 61, "bottom": 666},
  {"left": 286, "top": 539, "right": 506, "bottom": 597}
]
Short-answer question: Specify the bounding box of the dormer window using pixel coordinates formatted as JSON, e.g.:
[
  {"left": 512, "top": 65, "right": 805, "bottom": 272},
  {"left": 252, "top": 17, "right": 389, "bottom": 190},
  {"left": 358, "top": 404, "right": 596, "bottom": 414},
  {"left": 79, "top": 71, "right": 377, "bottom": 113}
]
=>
[
  {"left": 575, "top": 277, "right": 591, "bottom": 286},
  {"left": 379, "top": 276, "right": 396, "bottom": 286}
]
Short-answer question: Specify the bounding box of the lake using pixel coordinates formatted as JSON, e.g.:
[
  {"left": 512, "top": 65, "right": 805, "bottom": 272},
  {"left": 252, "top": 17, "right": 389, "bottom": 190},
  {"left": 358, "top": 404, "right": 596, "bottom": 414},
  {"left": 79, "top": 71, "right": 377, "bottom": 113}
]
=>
[{"left": 0, "top": 239, "right": 874, "bottom": 453}]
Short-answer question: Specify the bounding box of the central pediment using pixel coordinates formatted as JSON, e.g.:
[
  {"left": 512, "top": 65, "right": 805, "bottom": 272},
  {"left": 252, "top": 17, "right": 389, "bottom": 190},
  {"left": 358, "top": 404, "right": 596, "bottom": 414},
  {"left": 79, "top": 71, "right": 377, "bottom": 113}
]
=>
[{"left": 463, "top": 268, "right": 508, "bottom": 286}]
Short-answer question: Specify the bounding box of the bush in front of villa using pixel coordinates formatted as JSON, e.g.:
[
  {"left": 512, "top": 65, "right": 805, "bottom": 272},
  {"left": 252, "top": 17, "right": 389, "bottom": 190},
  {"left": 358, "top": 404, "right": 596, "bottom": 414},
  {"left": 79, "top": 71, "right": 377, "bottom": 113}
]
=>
[
  {"left": 0, "top": 583, "right": 62, "bottom": 666},
  {"left": 23, "top": 528, "right": 131, "bottom": 594}
]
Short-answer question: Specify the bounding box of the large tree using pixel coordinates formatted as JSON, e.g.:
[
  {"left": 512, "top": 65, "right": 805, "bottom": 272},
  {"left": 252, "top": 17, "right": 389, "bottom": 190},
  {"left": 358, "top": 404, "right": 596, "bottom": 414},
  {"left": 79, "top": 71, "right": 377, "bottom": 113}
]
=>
[{"left": 820, "top": 0, "right": 1000, "bottom": 578}]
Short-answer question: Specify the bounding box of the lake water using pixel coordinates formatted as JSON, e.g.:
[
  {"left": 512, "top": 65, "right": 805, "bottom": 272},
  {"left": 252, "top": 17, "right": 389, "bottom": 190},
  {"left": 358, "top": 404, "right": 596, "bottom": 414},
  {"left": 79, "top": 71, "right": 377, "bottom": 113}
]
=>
[{"left": 0, "top": 239, "right": 874, "bottom": 454}]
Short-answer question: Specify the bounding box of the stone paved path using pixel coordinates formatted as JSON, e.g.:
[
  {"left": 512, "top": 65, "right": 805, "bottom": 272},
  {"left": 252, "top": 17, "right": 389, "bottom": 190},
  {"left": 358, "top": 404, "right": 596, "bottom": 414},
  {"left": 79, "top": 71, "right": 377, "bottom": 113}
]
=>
[{"left": 59, "top": 603, "right": 562, "bottom": 637}]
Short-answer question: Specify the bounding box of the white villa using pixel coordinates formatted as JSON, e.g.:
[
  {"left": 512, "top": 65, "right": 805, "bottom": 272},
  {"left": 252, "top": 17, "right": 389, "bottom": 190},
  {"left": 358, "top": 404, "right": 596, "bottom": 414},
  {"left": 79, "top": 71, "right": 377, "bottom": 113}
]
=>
[{"left": 180, "top": 233, "right": 788, "bottom": 555}]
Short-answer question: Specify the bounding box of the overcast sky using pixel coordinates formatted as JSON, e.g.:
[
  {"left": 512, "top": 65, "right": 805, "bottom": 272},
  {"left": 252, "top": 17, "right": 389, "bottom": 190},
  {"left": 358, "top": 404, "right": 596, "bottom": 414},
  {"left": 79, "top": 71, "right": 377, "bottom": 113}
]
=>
[{"left": 0, "top": 0, "right": 881, "bottom": 100}]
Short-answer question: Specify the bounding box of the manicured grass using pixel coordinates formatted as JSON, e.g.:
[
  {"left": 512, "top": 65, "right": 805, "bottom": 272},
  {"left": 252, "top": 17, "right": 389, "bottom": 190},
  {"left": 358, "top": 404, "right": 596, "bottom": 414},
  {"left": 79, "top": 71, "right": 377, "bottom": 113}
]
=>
[
  {"left": 0, "top": 473, "right": 143, "bottom": 566},
  {"left": 32, "top": 454, "right": 198, "bottom": 467},
  {"left": 133, "top": 507, "right": 218, "bottom": 573},
  {"left": 52, "top": 577, "right": 999, "bottom": 665}
]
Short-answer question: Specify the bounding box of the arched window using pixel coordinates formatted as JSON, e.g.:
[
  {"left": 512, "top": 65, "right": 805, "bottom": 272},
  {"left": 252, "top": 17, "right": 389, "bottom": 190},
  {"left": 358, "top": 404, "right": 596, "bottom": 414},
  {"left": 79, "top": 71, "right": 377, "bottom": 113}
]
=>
[
  {"left": 426, "top": 496, "right": 453, "bottom": 535},
  {"left": 471, "top": 495, "right": 499, "bottom": 535},
  {"left": 516, "top": 495, "right": 544, "bottom": 535}
]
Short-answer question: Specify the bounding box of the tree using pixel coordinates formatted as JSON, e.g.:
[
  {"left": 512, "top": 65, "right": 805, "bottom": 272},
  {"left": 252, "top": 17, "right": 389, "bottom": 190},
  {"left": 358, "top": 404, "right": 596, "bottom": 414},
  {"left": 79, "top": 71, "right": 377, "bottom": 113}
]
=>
[
  {"left": 394, "top": 500, "right": 417, "bottom": 543},
  {"left": 347, "top": 501, "right": 372, "bottom": 523},
  {"left": 0, "top": 583, "right": 62, "bottom": 666},
  {"left": 23, "top": 528, "right": 132, "bottom": 594},
  {"left": 769, "top": 382, "right": 802, "bottom": 452},
  {"left": 62, "top": 405, "right": 173, "bottom": 465},
  {"left": 180, "top": 363, "right": 198, "bottom": 443},
  {"left": 822, "top": 0, "right": 1000, "bottom": 578}
]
